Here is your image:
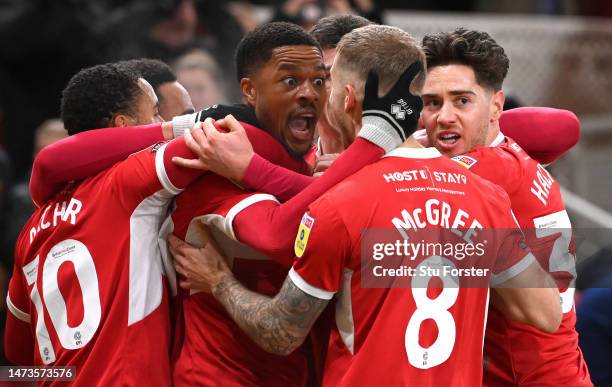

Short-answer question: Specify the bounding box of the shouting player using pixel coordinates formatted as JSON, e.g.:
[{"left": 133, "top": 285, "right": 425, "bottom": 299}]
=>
[
  {"left": 169, "top": 24, "right": 562, "bottom": 387},
  {"left": 163, "top": 22, "right": 415, "bottom": 386},
  {"left": 419, "top": 28, "right": 592, "bottom": 386}
]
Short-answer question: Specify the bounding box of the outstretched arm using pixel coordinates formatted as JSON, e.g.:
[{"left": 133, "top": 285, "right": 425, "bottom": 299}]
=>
[
  {"left": 30, "top": 122, "right": 172, "bottom": 206},
  {"left": 30, "top": 104, "right": 263, "bottom": 206}
]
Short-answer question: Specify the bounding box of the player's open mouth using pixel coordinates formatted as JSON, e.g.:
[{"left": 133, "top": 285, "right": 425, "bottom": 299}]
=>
[
  {"left": 288, "top": 113, "right": 316, "bottom": 142},
  {"left": 435, "top": 131, "right": 462, "bottom": 152},
  {"left": 438, "top": 132, "right": 460, "bottom": 144}
]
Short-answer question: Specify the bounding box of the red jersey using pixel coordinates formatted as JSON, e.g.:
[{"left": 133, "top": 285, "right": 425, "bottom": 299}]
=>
[
  {"left": 458, "top": 133, "right": 592, "bottom": 386},
  {"left": 290, "top": 147, "right": 534, "bottom": 387},
  {"left": 165, "top": 128, "right": 311, "bottom": 387},
  {"left": 5, "top": 142, "right": 183, "bottom": 386}
]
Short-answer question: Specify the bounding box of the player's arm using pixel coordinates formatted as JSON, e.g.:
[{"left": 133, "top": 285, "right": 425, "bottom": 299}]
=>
[
  {"left": 169, "top": 198, "right": 347, "bottom": 355},
  {"left": 500, "top": 107, "right": 580, "bottom": 165},
  {"left": 241, "top": 154, "right": 315, "bottom": 202},
  {"left": 174, "top": 119, "right": 315, "bottom": 203},
  {"left": 490, "top": 220, "right": 562, "bottom": 333},
  {"left": 30, "top": 104, "right": 259, "bottom": 206},
  {"left": 168, "top": 231, "right": 328, "bottom": 355},
  {"left": 228, "top": 133, "right": 384, "bottom": 264},
  {"left": 116, "top": 120, "right": 225, "bottom": 203},
  {"left": 492, "top": 259, "right": 562, "bottom": 333},
  {"left": 30, "top": 122, "right": 172, "bottom": 206}
]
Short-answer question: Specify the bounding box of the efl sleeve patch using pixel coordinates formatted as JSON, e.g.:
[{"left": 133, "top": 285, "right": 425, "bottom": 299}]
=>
[
  {"left": 294, "top": 212, "right": 315, "bottom": 258},
  {"left": 451, "top": 155, "right": 478, "bottom": 169}
]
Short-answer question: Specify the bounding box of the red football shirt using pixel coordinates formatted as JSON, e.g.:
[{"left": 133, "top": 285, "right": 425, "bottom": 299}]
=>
[
  {"left": 165, "top": 128, "right": 311, "bottom": 387},
  {"left": 459, "top": 133, "right": 592, "bottom": 386},
  {"left": 5, "top": 141, "right": 192, "bottom": 386},
  {"left": 290, "top": 147, "right": 534, "bottom": 387}
]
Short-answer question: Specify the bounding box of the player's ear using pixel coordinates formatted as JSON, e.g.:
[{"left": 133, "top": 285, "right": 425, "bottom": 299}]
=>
[
  {"left": 111, "top": 113, "right": 133, "bottom": 127},
  {"left": 491, "top": 89, "right": 505, "bottom": 122},
  {"left": 344, "top": 84, "right": 356, "bottom": 114},
  {"left": 345, "top": 84, "right": 362, "bottom": 125},
  {"left": 240, "top": 78, "right": 256, "bottom": 106}
]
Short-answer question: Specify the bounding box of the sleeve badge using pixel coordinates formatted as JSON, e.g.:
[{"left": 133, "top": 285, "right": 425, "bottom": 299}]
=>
[
  {"left": 294, "top": 212, "right": 315, "bottom": 258},
  {"left": 451, "top": 155, "right": 478, "bottom": 169}
]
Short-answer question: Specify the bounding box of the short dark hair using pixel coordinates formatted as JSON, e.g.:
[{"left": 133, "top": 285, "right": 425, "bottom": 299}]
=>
[
  {"left": 422, "top": 28, "right": 509, "bottom": 91},
  {"left": 118, "top": 58, "right": 176, "bottom": 90},
  {"left": 310, "top": 14, "right": 372, "bottom": 49},
  {"left": 234, "top": 22, "right": 321, "bottom": 82},
  {"left": 61, "top": 63, "right": 142, "bottom": 135}
]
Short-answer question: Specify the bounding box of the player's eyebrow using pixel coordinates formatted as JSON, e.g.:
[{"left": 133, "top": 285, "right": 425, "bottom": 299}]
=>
[
  {"left": 278, "top": 62, "right": 326, "bottom": 72},
  {"left": 449, "top": 90, "right": 477, "bottom": 96},
  {"left": 422, "top": 90, "right": 477, "bottom": 98},
  {"left": 278, "top": 63, "right": 300, "bottom": 72}
]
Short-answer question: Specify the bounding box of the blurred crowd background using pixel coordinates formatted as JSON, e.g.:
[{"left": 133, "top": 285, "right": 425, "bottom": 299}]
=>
[{"left": 1, "top": 0, "right": 611, "bottom": 380}]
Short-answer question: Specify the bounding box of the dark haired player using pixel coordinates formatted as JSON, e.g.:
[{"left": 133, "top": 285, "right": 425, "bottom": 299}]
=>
[
  {"left": 165, "top": 22, "right": 401, "bottom": 387},
  {"left": 60, "top": 63, "right": 162, "bottom": 135},
  {"left": 420, "top": 28, "right": 592, "bottom": 386},
  {"left": 118, "top": 58, "right": 195, "bottom": 120},
  {"left": 4, "top": 63, "right": 208, "bottom": 385}
]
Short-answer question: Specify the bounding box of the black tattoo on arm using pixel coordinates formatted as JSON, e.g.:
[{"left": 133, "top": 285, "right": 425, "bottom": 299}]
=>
[{"left": 213, "top": 273, "right": 329, "bottom": 355}]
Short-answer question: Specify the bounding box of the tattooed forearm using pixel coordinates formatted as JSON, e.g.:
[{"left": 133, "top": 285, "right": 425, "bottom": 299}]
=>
[{"left": 213, "top": 273, "right": 329, "bottom": 355}]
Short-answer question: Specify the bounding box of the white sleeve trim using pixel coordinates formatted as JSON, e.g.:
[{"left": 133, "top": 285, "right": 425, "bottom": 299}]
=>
[
  {"left": 491, "top": 252, "right": 536, "bottom": 287},
  {"left": 288, "top": 267, "right": 335, "bottom": 300},
  {"left": 155, "top": 143, "right": 183, "bottom": 195},
  {"left": 171, "top": 112, "right": 199, "bottom": 138},
  {"left": 6, "top": 295, "right": 30, "bottom": 323},
  {"left": 224, "top": 193, "right": 279, "bottom": 240}
]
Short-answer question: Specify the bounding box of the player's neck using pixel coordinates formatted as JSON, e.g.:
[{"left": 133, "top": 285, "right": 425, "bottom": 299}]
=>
[
  {"left": 484, "top": 124, "right": 502, "bottom": 147},
  {"left": 398, "top": 136, "right": 424, "bottom": 149}
]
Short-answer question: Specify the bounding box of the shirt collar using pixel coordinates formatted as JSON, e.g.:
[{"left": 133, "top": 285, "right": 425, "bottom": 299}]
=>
[
  {"left": 489, "top": 131, "right": 505, "bottom": 147},
  {"left": 384, "top": 147, "right": 442, "bottom": 159}
]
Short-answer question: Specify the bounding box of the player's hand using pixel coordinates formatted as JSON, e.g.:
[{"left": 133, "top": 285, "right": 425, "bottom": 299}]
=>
[
  {"left": 172, "top": 115, "right": 255, "bottom": 181},
  {"left": 171, "top": 103, "right": 259, "bottom": 138},
  {"left": 168, "top": 227, "right": 231, "bottom": 293},
  {"left": 358, "top": 61, "right": 424, "bottom": 152},
  {"left": 413, "top": 129, "right": 430, "bottom": 147},
  {"left": 313, "top": 153, "right": 339, "bottom": 177}
]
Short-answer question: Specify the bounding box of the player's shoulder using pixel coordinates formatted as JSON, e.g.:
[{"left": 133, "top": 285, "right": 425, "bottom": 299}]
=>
[
  {"left": 458, "top": 142, "right": 522, "bottom": 170},
  {"left": 13, "top": 214, "right": 39, "bottom": 267}
]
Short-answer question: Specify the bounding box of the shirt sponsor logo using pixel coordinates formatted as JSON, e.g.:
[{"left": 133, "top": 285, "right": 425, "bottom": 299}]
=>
[
  {"left": 451, "top": 155, "right": 478, "bottom": 169},
  {"left": 295, "top": 213, "right": 315, "bottom": 258}
]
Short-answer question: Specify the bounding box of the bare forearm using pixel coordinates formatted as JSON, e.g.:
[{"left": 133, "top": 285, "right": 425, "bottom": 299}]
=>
[{"left": 213, "top": 275, "right": 325, "bottom": 355}]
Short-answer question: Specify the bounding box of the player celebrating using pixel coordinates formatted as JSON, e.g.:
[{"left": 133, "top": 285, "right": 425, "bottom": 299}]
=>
[
  {"left": 164, "top": 22, "right": 412, "bottom": 386},
  {"left": 4, "top": 63, "right": 206, "bottom": 385},
  {"left": 419, "top": 28, "right": 592, "bottom": 386},
  {"left": 168, "top": 25, "right": 562, "bottom": 387}
]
